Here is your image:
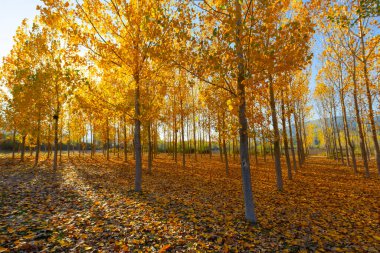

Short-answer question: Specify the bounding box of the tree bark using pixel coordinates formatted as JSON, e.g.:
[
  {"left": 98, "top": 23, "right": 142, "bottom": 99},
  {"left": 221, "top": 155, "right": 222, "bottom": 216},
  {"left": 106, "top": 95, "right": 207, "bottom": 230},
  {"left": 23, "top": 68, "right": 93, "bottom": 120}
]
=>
[
  {"left": 148, "top": 121, "right": 153, "bottom": 174},
  {"left": 20, "top": 134, "right": 26, "bottom": 162},
  {"left": 333, "top": 97, "right": 344, "bottom": 164},
  {"left": 235, "top": 0, "right": 257, "bottom": 224},
  {"left": 208, "top": 114, "right": 212, "bottom": 158},
  {"left": 269, "top": 75, "right": 283, "bottom": 191},
  {"left": 134, "top": 78, "right": 143, "bottom": 192},
  {"left": 281, "top": 92, "right": 292, "bottom": 180},
  {"left": 53, "top": 113, "right": 59, "bottom": 171},
  {"left": 287, "top": 108, "right": 297, "bottom": 173},
  {"left": 352, "top": 55, "right": 369, "bottom": 177},
  {"left": 358, "top": 17, "right": 380, "bottom": 175},
  {"left": 123, "top": 115, "right": 128, "bottom": 162},
  {"left": 340, "top": 90, "right": 357, "bottom": 173},
  {"left": 222, "top": 114, "right": 229, "bottom": 176},
  {"left": 192, "top": 87, "right": 197, "bottom": 161},
  {"left": 180, "top": 97, "right": 185, "bottom": 169},
  {"left": 12, "top": 129, "right": 16, "bottom": 160}
]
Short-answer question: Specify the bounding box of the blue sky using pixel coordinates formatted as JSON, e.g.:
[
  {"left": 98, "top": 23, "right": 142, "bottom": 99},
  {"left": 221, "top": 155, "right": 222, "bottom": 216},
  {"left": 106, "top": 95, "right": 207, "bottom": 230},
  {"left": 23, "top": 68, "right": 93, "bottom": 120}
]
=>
[{"left": 0, "top": 0, "right": 40, "bottom": 60}]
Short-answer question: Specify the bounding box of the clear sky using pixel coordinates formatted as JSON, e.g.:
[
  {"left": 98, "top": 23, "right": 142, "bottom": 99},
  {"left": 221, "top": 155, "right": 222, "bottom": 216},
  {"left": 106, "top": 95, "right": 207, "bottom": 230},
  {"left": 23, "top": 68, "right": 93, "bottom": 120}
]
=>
[{"left": 0, "top": 0, "right": 40, "bottom": 60}]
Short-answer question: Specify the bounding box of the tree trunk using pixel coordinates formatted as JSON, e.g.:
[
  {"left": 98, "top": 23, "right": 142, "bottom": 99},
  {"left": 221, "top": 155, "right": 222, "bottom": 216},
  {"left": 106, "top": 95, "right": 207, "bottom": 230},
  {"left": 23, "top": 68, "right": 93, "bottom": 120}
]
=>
[
  {"left": 222, "top": 115, "right": 229, "bottom": 176},
  {"left": 192, "top": 87, "right": 197, "bottom": 161},
  {"left": 147, "top": 121, "right": 153, "bottom": 174},
  {"left": 262, "top": 129, "right": 266, "bottom": 162},
  {"left": 208, "top": 114, "right": 212, "bottom": 158},
  {"left": 12, "top": 129, "right": 16, "bottom": 160},
  {"left": 293, "top": 109, "right": 303, "bottom": 168},
  {"left": 253, "top": 127, "right": 258, "bottom": 165},
  {"left": 333, "top": 97, "right": 344, "bottom": 165},
  {"left": 269, "top": 75, "right": 283, "bottom": 190},
  {"left": 106, "top": 118, "right": 110, "bottom": 161},
  {"left": 340, "top": 90, "right": 357, "bottom": 173},
  {"left": 21, "top": 134, "right": 26, "bottom": 162},
  {"left": 352, "top": 55, "right": 369, "bottom": 177},
  {"left": 359, "top": 16, "right": 380, "bottom": 176},
  {"left": 47, "top": 126, "right": 51, "bottom": 159},
  {"left": 235, "top": 0, "right": 257, "bottom": 224},
  {"left": 217, "top": 113, "right": 223, "bottom": 162},
  {"left": 117, "top": 121, "right": 120, "bottom": 158},
  {"left": 281, "top": 92, "right": 292, "bottom": 180},
  {"left": 174, "top": 107, "right": 178, "bottom": 163},
  {"left": 53, "top": 113, "right": 59, "bottom": 171},
  {"left": 134, "top": 79, "right": 142, "bottom": 192},
  {"left": 123, "top": 115, "right": 128, "bottom": 162},
  {"left": 287, "top": 109, "right": 297, "bottom": 173},
  {"left": 59, "top": 122, "right": 63, "bottom": 163},
  {"left": 180, "top": 97, "right": 185, "bottom": 169}
]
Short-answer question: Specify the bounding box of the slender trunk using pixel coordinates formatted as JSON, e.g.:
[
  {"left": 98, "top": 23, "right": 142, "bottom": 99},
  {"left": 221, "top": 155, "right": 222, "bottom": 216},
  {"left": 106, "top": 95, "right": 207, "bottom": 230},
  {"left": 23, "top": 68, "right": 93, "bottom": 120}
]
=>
[
  {"left": 47, "top": 126, "right": 51, "bottom": 159},
  {"left": 106, "top": 118, "right": 110, "bottom": 161},
  {"left": 208, "top": 114, "right": 212, "bottom": 158},
  {"left": 12, "top": 129, "right": 16, "bottom": 160},
  {"left": 340, "top": 90, "right": 357, "bottom": 173},
  {"left": 132, "top": 125, "right": 135, "bottom": 160},
  {"left": 59, "top": 122, "right": 63, "bottom": 163},
  {"left": 302, "top": 114, "right": 308, "bottom": 157},
  {"left": 269, "top": 76, "right": 283, "bottom": 190},
  {"left": 123, "top": 116, "right": 128, "bottom": 162},
  {"left": 223, "top": 138, "right": 229, "bottom": 176},
  {"left": 174, "top": 106, "right": 178, "bottom": 163},
  {"left": 117, "top": 121, "right": 120, "bottom": 158},
  {"left": 270, "top": 142, "right": 274, "bottom": 160},
  {"left": 21, "top": 135, "right": 26, "bottom": 162},
  {"left": 68, "top": 114, "right": 71, "bottom": 158},
  {"left": 192, "top": 87, "right": 197, "bottom": 161},
  {"left": 262, "top": 129, "right": 267, "bottom": 162},
  {"left": 287, "top": 110, "right": 297, "bottom": 173},
  {"left": 222, "top": 114, "right": 229, "bottom": 176},
  {"left": 281, "top": 92, "right": 292, "bottom": 180},
  {"left": 294, "top": 109, "right": 302, "bottom": 168},
  {"left": 235, "top": 0, "right": 257, "bottom": 223},
  {"left": 233, "top": 138, "right": 236, "bottom": 161},
  {"left": 148, "top": 121, "right": 153, "bottom": 174},
  {"left": 218, "top": 113, "right": 223, "bottom": 162},
  {"left": 340, "top": 96, "right": 351, "bottom": 167},
  {"left": 333, "top": 97, "right": 344, "bottom": 165},
  {"left": 352, "top": 55, "right": 369, "bottom": 177},
  {"left": 359, "top": 16, "right": 380, "bottom": 175},
  {"left": 329, "top": 102, "right": 338, "bottom": 160},
  {"left": 297, "top": 108, "right": 306, "bottom": 163},
  {"left": 53, "top": 113, "right": 59, "bottom": 171},
  {"left": 134, "top": 78, "right": 142, "bottom": 192},
  {"left": 180, "top": 97, "right": 185, "bottom": 169},
  {"left": 253, "top": 127, "right": 258, "bottom": 165}
]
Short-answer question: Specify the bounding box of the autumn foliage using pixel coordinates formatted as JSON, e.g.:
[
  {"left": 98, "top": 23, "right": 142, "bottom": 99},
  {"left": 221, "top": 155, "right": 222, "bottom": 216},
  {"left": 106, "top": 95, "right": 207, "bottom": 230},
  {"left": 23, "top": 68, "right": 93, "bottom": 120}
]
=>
[{"left": 0, "top": 0, "right": 379, "bottom": 252}]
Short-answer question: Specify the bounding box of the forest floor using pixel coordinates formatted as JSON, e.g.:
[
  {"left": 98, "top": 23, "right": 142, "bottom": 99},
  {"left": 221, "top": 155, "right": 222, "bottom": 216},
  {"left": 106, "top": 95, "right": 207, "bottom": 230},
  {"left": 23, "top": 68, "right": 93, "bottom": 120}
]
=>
[{"left": 0, "top": 153, "right": 379, "bottom": 252}]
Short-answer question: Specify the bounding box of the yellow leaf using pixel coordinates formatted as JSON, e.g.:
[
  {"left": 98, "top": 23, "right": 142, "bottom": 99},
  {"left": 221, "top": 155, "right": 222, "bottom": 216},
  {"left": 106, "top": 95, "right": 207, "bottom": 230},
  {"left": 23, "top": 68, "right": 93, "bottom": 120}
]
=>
[
  {"left": 0, "top": 247, "right": 8, "bottom": 253},
  {"left": 18, "top": 226, "right": 27, "bottom": 232},
  {"left": 374, "top": 235, "right": 380, "bottom": 241},
  {"left": 23, "top": 233, "right": 35, "bottom": 240},
  {"left": 159, "top": 244, "right": 171, "bottom": 253}
]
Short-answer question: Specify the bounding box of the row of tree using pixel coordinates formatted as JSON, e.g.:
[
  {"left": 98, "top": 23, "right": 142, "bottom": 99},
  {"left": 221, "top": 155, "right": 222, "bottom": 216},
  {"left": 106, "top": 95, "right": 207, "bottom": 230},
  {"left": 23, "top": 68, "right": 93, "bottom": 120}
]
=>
[
  {"left": 314, "top": 0, "right": 379, "bottom": 177},
  {"left": 1, "top": 0, "right": 377, "bottom": 224}
]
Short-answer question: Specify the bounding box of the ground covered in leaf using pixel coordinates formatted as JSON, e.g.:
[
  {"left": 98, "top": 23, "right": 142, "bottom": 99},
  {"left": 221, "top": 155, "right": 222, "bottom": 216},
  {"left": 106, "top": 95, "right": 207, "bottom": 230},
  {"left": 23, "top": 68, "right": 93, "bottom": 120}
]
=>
[{"left": 0, "top": 153, "right": 379, "bottom": 252}]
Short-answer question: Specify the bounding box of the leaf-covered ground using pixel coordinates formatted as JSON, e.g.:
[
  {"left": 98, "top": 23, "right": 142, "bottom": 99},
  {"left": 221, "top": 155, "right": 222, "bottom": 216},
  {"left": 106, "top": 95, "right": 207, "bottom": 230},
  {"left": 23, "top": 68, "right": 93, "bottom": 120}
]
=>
[{"left": 0, "top": 153, "right": 379, "bottom": 252}]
